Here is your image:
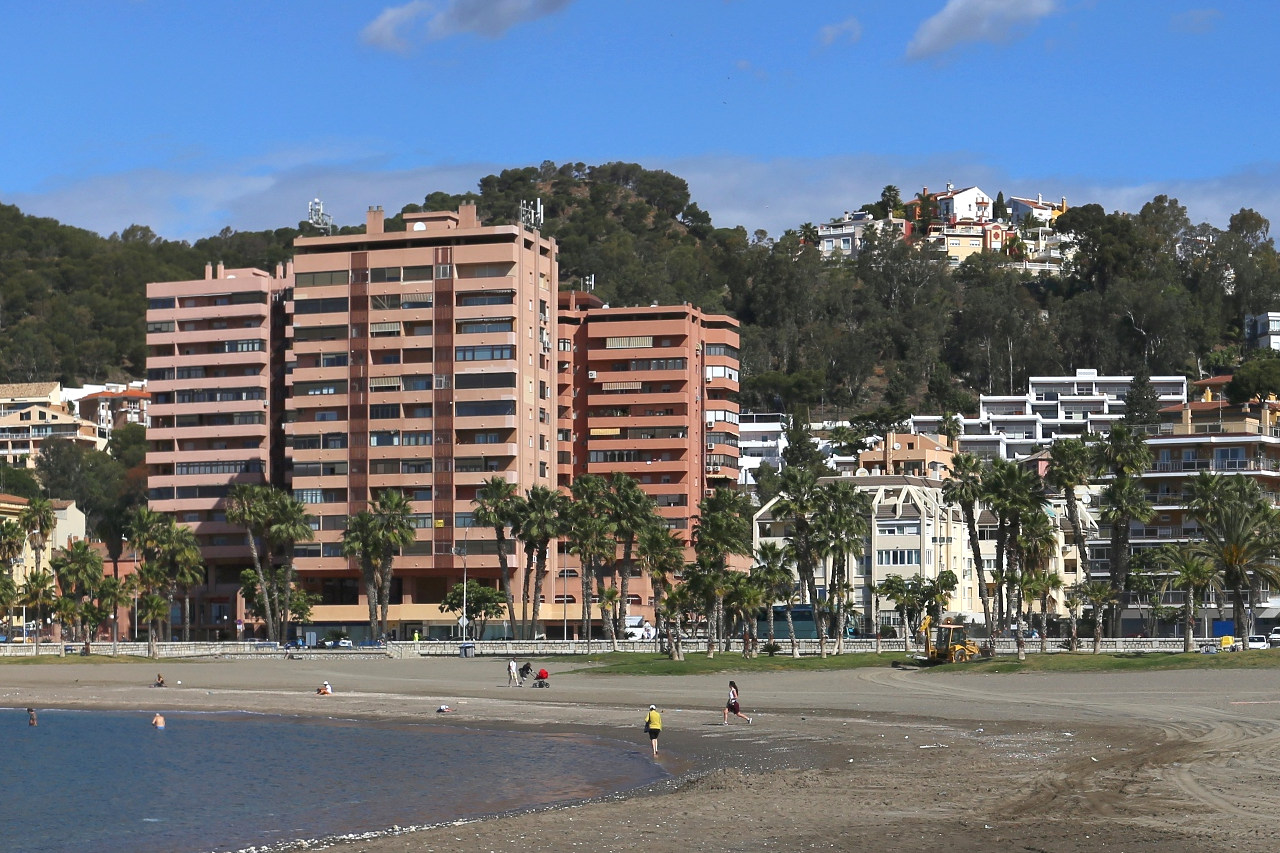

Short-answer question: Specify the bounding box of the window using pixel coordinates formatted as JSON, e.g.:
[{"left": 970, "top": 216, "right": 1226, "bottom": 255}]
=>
[
  {"left": 295, "top": 270, "right": 349, "bottom": 287},
  {"left": 402, "top": 431, "right": 432, "bottom": 446},
  {"left": 370, "top": 267, "right": 402, "bottom": 283},
  {"left": 704, "top": 344, "right": 739, "bottom": 359},
  {"left": 402, "top": 265, "right": 433, "bottom": 282},
  {"left": 370, "top": 404, "right": 399, "bottom": 419},
  {"left": 402, "top": 460, "right": 433, "bottom": 474},
  {"left": 370, "top": 431, "right": 400, "bottom": 446},
  {"left": 456, "top": 401, "right": 517, "bottom": 417},
  {"left": 321, "top": 353, "right": 348, "bottom": 368},
  {"left": 605, "top": 335, "right": 654, "bottom": 349},
  {"left": 456, "top": 345, "right": 515, "bottom": 361},
  {"left": 455, "top": 372, "right": 516, "bottom": 389},
  {"left": 146, "top": 321, "right": 174, "bottom": 334},
  {"left": 457, "top": 320, "right": 514, "bottom": 334},
  {"left": 294, "top": 297, "right": 349, "bottom": 314},
  {"left": 147, "top": 297, "right": 175, "bottom": 310},
  {"left": 876, "top": 549, "right": 921, "bottom": 566},
  {"left": 458, "top": 291, "right": 515, "bottom": 306}
]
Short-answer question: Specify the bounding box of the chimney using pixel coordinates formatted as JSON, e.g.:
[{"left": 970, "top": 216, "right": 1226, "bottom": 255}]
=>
[
  {"left": 1182, "top": 401, "right": 1192, "bottom": 428},
  {"left": 458, "top": 203, "right": 479, "bottom": 229},
  {"left": 1037, "top": 193, "right": 1043, "bottom": 205},
  {"left": 216, "top": 262, "right": 225, "bottom": 278},
  {"left": 204, "top": 262, "right": 213, "bottom": 280},
  {"left": 1061, "top": 196, "right": 1067, "bottom": 211},
  {"left": 366, "top": 205, "right": 385, "bottom": 235}
]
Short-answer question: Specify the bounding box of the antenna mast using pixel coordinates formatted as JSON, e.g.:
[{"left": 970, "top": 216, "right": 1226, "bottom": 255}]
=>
[
  {"left": 519, "top": 198, "right": 544, "bottom": 231},
  {"left": 308, "top": 198, "right": 334, "bottom": 235}
]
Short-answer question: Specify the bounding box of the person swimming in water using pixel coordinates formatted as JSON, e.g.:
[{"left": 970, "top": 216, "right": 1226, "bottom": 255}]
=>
[{"left": 151, "top": 713, "right": 165, "bottom": 729}]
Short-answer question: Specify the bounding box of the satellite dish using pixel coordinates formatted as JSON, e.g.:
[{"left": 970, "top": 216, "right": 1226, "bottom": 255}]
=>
[
  {"left": 1080, "top": 494, "right": 1091, "bottom": 505},
  {"left": 892, "top": 442, "right": 901, "bottom": 450},
  {"left": 413, "top": 222, "right": 427, "bottom": 231},
  {"left": 855, "top": 467, "right": 869, "bottom": 476}
]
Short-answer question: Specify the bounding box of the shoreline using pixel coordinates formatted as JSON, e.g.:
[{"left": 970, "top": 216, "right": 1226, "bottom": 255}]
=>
[{"left": 7, "top": 658, "right": 1280, "bottom": 852}]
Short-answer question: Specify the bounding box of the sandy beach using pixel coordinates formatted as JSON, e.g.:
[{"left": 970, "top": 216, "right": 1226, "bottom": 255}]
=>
[{"left": 5, "top": 654, "right": 1280, "bottom": 852}]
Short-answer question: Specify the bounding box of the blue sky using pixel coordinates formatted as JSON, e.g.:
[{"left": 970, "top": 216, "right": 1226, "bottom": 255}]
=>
[{"left": 1, "top": 1, "right": 1276, "bottom": 242}]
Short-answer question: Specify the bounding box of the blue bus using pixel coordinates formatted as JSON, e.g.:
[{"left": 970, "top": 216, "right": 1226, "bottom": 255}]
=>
[{"left": 756, "top": 604, "right": 860, "bottom": 640}]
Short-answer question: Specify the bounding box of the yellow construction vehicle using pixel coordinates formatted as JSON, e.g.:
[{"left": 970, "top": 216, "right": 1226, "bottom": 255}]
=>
[{"left": 916, "top": 615, "right": 982, "bottom": 664}]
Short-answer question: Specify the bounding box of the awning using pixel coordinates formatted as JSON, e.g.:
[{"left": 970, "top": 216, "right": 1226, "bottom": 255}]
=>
[
  {"left": 369, "top": 377, "right": 402, "bottom": 390},
  {"left": 1257, "top": 608, "right": 1280, "bottom": 619},
  {"left": 602, "top": 381, "right": 642, "bottom": 391},
  {"left": 370, "top": 321, "right": 401, "bottom": 333}
]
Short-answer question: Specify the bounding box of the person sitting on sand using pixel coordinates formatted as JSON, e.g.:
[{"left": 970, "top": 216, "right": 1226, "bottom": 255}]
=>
[
  {"left": 437, "top": 704, "right": 455, "bottom": 713},
  {"left": 154, "top": 674, "right": 165, "bottom": 687},
  {"left": 316, "top": 681, "right": 333, "bottom": 695},
  {"left": 151, "top": 713, "right": 165, "bottom": 729}
]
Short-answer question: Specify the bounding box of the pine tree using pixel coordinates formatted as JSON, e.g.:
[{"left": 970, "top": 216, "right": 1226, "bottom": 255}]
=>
[{"left": 1123, "top": 363, "right": 1161, "bottom": 427}]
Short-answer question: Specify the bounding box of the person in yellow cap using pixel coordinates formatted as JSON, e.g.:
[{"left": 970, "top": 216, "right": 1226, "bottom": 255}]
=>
[{"left": 643, "top": 704, "right": 662, "bottom": 757}]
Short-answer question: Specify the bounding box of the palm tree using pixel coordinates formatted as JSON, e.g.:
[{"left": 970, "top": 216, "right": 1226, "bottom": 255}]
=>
[
  {"left": 1079, "top": 580, "right": 1117, "bottom": 654},
  {"left": 1093, "top": 425, "right": 1154, "bottom": 637},
  {"left": 20, "top": 496, "right": 57, "bottom": 584},
  {"left": 606, "top": 474, "right": 654, "bottom": 635},
  {"left": 799, "top": 222, "right": 819, "bottom": 246},
  {"left": 371, "top": 490, "right": 415, "bottom": 639},
  {"left": 1063, "top": 583, "right": 1084, "bottom": 652},
  {"left": 692, "top": 488, "right": 753, "bottom": 656},
  {"left": 96, "top": 576, "right": 127, "bottom": 655},
  {"left": 0, "top": 573, "right": 18, "bottom": 645},
  {"left": 1015, "top": 508, "right": 1057, "bottom": 659},
  {"left": 1099, "top": 475, "right": 1154, "bottom": 636},
  {"left": 752, "top": 541, "right": 794, "bottom": 652},
  {"left": 772, "top": 467, "right": 823, "bottom": 635},
  {"left": 264, "top": 489, "right": 314, "bottom": 640},
  {"left": 597, "top": 586, "right": 621, "bottom": 651},
  {"left": 225, "top": 484, "right": 277, "bottom": 640},
  {"left": 812, "top": 480, "right": 871, "bottom": 654},
  {"left": 473, "top": 476, "right": 521, "bottom": 632},
  {"left": 0, "top": 518, "right": 25, "bottom": 639},
  {"left": 1160, "top": 547, "right": 1223, "bottom": 653},
  {"left": 137, "top": 591, "right": 169, "bottom": 659},
  {"left": 157, "top": 523, "right": 203, "bottom": 642},
  {"left": 942, "top": 453, "right": 994, "bottom": 634},
  {"left": 519, "top": 485, "right": 569, "bottom": 641},
  {"left": 659, "top": 582, "right": 690, "bottom": 661},
  {"left": 1046, "top": 437, "right": 1096, "bottom": 577},
  {"left": 341, "top": 510, "right": 381, "bottom": 640},
  {"left": 21, "top": 567, "right": 57, "bottom": 653},
  {"left": 985, "top": 458, "right": 1046, "bottom": 634},
  {"left": 567, "top": 476, "right": 616, "bottom": 648},
  {"left": 1193, "top": 497, "right": 1280, "bottom": 637},
  {"left": 637, "top": 522, "right": 684, "bottom": 647},
  {"left": 724, "top": 571, "right": 766, "bottom": 657},
  {"left": 50, "top": 540, "right": 103, "bottom": 642}
]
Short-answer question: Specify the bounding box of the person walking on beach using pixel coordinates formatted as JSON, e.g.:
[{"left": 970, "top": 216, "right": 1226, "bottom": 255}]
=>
[
  {"left": 27, "top": 707, "right": 37, "bottom": 727},
  {"left": 643, "top": 704, "right": 662, "bottom": 757},
  {"left": 723, "top": 680, "right": 751, "bottom": 725},
  {"left": 508, "top": 658, "right": 520, "bottom": 687}
]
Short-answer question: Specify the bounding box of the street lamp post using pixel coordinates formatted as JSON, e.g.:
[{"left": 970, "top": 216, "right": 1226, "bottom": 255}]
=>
[{"left": 453, "top": 528, "right": 469, "bottom": 641}]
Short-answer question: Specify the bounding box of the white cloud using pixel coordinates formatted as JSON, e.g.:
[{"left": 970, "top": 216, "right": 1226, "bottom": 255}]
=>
[
  {"left": 361, "top": 0, "right": 574, "bottom": 51},
  {"left": 656, "top": 154, "right": 1280, "bottom": 241},
  {"left": 818, "top": 16, "right": 862, "bottom": 48},
  {"left": 8, "top": 154, "right": 1280, "bottom": 249},
  {"left": 1170, "top": 8, "right": 1222, "bottom": 35},
  {"left": 906, "top": 0, "right": 1055, "bottom": 61}
]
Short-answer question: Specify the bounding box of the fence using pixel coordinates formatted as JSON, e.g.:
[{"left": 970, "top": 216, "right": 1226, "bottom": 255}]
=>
[{"left": 0, "top": 636, "right": 1221, "bottom": 659}]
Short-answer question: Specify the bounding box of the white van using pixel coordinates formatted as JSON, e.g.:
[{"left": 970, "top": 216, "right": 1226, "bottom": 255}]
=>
[{"left": 624, "top": 616, "right": 652, "bottom": 640}]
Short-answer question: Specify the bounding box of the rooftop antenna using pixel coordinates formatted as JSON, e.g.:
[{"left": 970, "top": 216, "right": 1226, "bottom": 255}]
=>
[
  {"left": 308, "top": 198, "right": 334, "bottom": 235},
  {"left": 519, "top": 197, "right": 544, "bottom": 230},
  {"left": 583, "top": 274, "right": 595, "bottom": 293}
]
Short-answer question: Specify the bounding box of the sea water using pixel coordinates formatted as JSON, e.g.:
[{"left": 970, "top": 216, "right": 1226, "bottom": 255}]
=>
[{"left": 1, "top": 708, "right": 666, "bottom": 853}]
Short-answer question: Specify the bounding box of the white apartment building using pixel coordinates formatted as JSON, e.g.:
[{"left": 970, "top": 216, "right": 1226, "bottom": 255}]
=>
[{"left": 912, "top": 369, "right": 1188, "bottom": 460}]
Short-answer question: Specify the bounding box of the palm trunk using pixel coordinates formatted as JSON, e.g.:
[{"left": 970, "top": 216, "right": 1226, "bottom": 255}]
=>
[
  {"left": 1092, "top": 614, "right": 1102, "bottom": 654},
  {"left": 244, "top": 534, "right": 276, "bottom": 642},
  {"left": 1069, "top": 609, "right": 1079, "bottom": 652},
  {"left": 1014, "top": 582, "right": 1027, "bottom": 661},
  {"left": 1039, "top": 593, "right": 1048, "bottom": 654},
  {"left": 494, "top": 528, "right": 517, "bottom": 633},
  {"left": 183, "top": 593, "right": 191, "bottom": 642},
  {"left": 962, "top": 505, "right": 993, "bottom": 641},
  {"left": 1231, "top": 585, "right": 1247, "bottom": 638},
  {"left": 378, "top": 559, "right": 394, "bottom": 639},
  {"left": 280, "top": 562, "right": 296, "bottom": 643},
  {"left": 520, "top": 543, "right": 534, "bottom": 639},
  {"left": 365, "top": 570, "right": 378, "bottom": 641},
  {"left": 1110, "top": 524, "right": 1130, "bottom": 638},
  {"left": 580, "top": 560, "right": 592, "bottom": 648},
  {"left": 1183, "top": 598, "right": 1194, "bottom": 654},
  {"left": 149, "top": 618, "right": 160, "bottom": 659},
  {"left": 619, "top": 537, "right": 634, "bottom": 636},
  {"left": 785, "top": 603, "right": 798, "bottom": 658},
  {"left": 530, "top": 543, "right": 548, "bottom": 641}
]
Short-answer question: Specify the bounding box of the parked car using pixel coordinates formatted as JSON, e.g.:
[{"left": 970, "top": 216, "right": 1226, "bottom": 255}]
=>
[
  {"left": 1245, "top": 635, "right": 1269, "bottom": 650},
  {"left": 1269, "top": 627, "right": 1280, "bottom": 648},
  {"left": 336, "top": 638, "right": 354, "bottom": 648}
]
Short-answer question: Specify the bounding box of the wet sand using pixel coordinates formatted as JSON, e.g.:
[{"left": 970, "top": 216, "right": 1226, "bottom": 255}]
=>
[{"left": 5, "top": 654, "right": 1280, "bottom": 852}]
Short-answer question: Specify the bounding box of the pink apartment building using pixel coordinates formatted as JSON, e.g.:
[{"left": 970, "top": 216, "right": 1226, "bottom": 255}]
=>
[
  {"left": 285, "top": 204, "right": 558, "bottom": 638},
  {"left": 148, "top": 204, "right": 741, "bottom": 641},
  {"left": 146, "top": 263, "right": 287, "bottom": 638},
  {"left": 555, "top": 292, "right": 741, "bottom": 630}
]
